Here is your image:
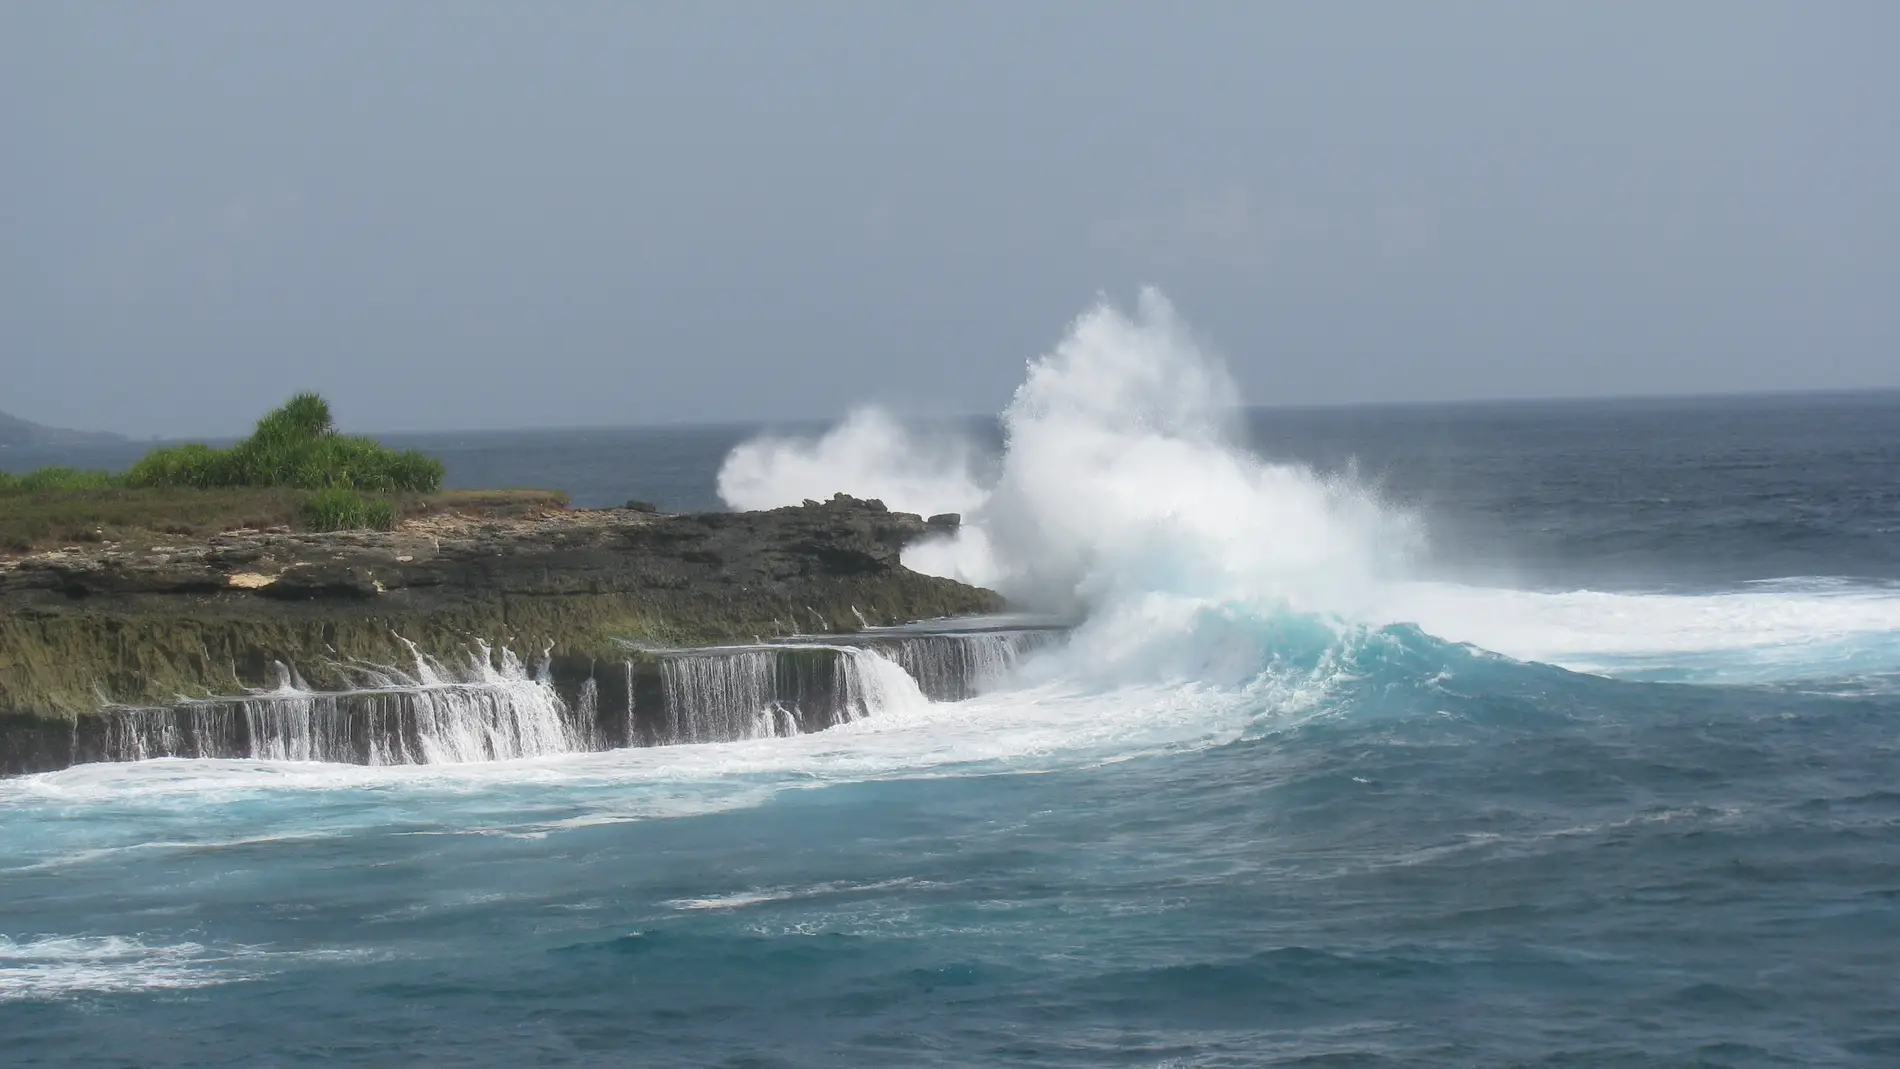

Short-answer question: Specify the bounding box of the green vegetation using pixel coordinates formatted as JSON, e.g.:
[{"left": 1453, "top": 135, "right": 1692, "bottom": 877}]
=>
[
  {"left": 301, "top": 488, "right": 398, "bottom": 533},
  {"left": 121, "top": 392, "right": 444, "bottom": 493},
  {"left": 1, "top": 394, "right": 455, "bottom": 544},
  {"left": 0, "top": 486, "right": 567, "bottom": 555},
  {"left": 2, "top": 393, "right": 444, "bottom": 498},
  {"left": 3, "top": 467, "right": 119, "bottom": 493}
]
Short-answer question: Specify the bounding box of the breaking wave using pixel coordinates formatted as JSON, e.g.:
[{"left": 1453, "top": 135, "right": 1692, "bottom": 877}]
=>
[
  {"left": 719, "top": 290, "right": 1417, "bottom": 678},
  {"left": 717, "top": 289, "right": 1900, "bottom": 693}
]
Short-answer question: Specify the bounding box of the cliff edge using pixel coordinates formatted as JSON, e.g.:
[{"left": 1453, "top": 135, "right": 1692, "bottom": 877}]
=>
[{"left": 0, "top": 495, "right": 993, "bottom": 733}]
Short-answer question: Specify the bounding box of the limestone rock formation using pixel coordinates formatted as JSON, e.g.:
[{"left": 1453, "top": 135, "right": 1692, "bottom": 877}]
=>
[{"left": 0, "top": 494, "right": 1000, "bottom": 773}]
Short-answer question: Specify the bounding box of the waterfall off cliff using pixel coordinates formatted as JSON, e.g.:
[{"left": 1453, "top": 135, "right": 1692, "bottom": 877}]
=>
[{"left": 9, "top": 621, "right": 1064, "bottom": 771}]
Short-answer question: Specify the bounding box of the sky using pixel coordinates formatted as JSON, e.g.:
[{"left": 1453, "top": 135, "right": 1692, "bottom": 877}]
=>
[{"left": 3, "top": 2, "right": 1896, "bottom": 437}]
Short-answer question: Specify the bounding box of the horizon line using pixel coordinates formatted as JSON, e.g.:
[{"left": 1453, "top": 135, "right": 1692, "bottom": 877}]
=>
[
  {"left": 11, "top": 383, "right": 1900, "bottom": 444},
  {"left": 359, "top": 382, "right": 1900, "bottom": 438}
]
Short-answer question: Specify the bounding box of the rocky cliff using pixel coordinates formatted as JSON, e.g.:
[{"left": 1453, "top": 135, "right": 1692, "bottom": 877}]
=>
[{"left": 0, "top": 495, "right": 997, "bottom": 772}]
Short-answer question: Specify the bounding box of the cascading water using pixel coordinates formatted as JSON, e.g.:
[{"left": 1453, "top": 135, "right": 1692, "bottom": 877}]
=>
[
  {"left": 68, "top": 627, "right": 1054, "bottom": 769},
  {"left": 837, "top": 646, "right": 931, "bottom": 721},
  {"left": 654, "top": 643, "right": 933, "bottom": 745},
  {"left": 98, "top": 645, "right": 591, "bottom": 766},
  {"left": 657, "top": 650, "right": 787, "bottom": 744},
  {"left": 873, "top": 630, "right": 1056, "bottom": 701}
]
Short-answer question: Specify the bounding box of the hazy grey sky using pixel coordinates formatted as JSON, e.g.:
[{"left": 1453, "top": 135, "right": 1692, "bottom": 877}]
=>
[{"left": 4, "top": 2, "right": 1895, "bottom": 436}]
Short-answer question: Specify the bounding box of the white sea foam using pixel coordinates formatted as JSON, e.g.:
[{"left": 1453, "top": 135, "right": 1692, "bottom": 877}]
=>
[
  {"left": 0, "top": 937, "right": 387, "bottom": 1002},
  {"left": 0, "top": 653, "right": 1350, "bottom": 857},
  {"left": 1379, "top": 579, "right": 1900, "bottom": 682},
  {"left": 0, "top": 935, "right": 377, "bottom": 1000},
  {"left": 0, "top": 936, "right": 226, "bottom": 999},
  {"left": 716, "top": 290, "right": 1900, "bottom": 687},
  {"left": 664, "top": 877, "right": 925, "bottom": 912},
  {"left": 718, "top": 290, "right": 1418, "bottom": 684},
  {"left": 722, "top": 291, "right": 1415, "bottom": 614}
]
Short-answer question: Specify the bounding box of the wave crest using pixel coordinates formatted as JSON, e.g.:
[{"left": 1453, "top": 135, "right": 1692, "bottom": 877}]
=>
[{"left": 718, "top": 289, "right": 1417, "bottom": 651}]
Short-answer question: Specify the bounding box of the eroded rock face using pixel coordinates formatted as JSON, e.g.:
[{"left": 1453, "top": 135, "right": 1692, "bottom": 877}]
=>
[
  {"left": 0, "top": 495, "right": 998, "bottom": 740},
  {"left": 0, "top": 495, "right": 959, "bottom": 603}
]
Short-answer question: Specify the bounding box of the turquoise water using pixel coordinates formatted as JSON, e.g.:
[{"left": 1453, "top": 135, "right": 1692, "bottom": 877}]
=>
[{"left": 4, "top": 391, "right": 1900, "bottom": 1066}]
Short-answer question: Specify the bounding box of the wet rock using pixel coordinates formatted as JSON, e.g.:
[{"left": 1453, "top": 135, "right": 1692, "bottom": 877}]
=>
[{"left": 0, "top": 496, "right": 1006, "bottom": 752}]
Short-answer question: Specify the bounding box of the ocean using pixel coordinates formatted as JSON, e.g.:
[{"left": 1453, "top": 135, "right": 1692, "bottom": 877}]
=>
[{"left": 3, "top": 302, "right": 1899, "bottom": 1066}]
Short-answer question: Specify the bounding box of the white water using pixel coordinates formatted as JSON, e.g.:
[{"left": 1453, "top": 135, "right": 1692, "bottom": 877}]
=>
[
  {"left": 0, "top": 935, "right": 243, "bottom": 1000},
  {"left": 0, "top": 934, "right": 378, "bottom": 1001},
  {"left": 0, "top": 662, "right": 1331, "bottom": 848},
  {"left": 720, "top": 408, "right": 988, "bottom": 518},
  {"left": 101, "top": 643, "right": 587, "bottom": 765},
  {"left": 1381, "top": 578, "right": 1900, "bottom": 683},
  {"left": 880, "top": 631, "right": 1053, "bottom": 700},
  {"left": 67, "top": 632, "right": 1012, "bottom": 774},
  {"left": 660, "top": 650, "right": 789, "bottom": 743},
  {"left": 719, "top": 290, "right": 1418, "bottom": 685},
  {"left": 717, "top": 289, "right": 1900, "bottom": 689},
  {"left": 659, "top": 645, "right": 932, "bottom": 743}
]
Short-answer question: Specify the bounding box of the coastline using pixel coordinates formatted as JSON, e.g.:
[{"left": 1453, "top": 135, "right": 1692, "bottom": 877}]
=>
[{"left": 0, "top": 494, "right": 1000, "bottom": 774}]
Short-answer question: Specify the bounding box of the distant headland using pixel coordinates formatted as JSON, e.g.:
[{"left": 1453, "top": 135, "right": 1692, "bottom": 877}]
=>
[{"left": 0, "top": 410, "right": 128, "bottom": 448}]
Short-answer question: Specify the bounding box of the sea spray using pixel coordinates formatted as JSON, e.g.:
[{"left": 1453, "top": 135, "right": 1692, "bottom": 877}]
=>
[
  {"left": 716, "top": 289, "right": 1420, "bottom": 684},
  {"left": 719, "top": 408, "right": 989, "bottom": 519},
  {"left": 715, "top": 302, "right": 1900, "bottom": 690}
]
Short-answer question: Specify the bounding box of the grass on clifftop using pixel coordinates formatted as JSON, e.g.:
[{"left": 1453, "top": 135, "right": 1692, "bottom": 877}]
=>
[
  {"left": 1, "top": 394, "right": 567, "bottom": 552},
  {"left": 0, "top": 487, "right": 569, "bottom": 555}
]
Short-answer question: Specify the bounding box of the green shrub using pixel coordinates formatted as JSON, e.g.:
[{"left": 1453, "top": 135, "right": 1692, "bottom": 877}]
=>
[
  {"left": 122, "top": 443, "right": 223, "bottom": 489},
  {"left": 2, "top": 394, "right": 444, "bottom": 520},
  {"left": 120, "top": 393, "right": 444, "bottom": 494},
  {"left": 280, "top": 435, "right": 442, "bottom": 492},
  {"left": 301, "top": 487, "right": 398, "bottom": 532},
  {"left": 214, "top": 436, "right": 301, "bottom": 488},
  {"left": 251, "top": 391, "right": 333, "bottom": 445}
]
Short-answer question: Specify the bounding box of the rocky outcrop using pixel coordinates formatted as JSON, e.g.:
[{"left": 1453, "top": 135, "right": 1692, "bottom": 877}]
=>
[
  {"left": 0, "top": 493, "right": 962, "bottom": 604},
  {"left": 0, "top": 495, "right": 999, "bottom": 769}
]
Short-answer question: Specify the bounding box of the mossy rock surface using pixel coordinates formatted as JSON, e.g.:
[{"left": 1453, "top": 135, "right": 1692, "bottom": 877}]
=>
[{"left": 0, "top": 496, "right": 1000, "bottom": 723}]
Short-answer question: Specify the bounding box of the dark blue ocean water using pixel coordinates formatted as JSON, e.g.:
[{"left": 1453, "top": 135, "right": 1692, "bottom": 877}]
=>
[{"left": 4, "top": 395, "right": 1899, "bottom": 1066}]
